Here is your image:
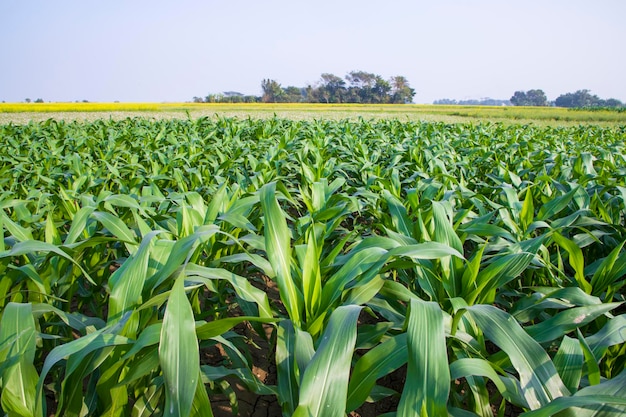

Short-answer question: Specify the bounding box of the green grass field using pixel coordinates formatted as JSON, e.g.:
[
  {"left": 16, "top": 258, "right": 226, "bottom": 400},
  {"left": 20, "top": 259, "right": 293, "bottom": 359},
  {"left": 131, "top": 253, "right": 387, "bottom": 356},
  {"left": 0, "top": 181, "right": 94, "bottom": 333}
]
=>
[{"left": 1, "top": 102, "right": 625, "bottom": 126}]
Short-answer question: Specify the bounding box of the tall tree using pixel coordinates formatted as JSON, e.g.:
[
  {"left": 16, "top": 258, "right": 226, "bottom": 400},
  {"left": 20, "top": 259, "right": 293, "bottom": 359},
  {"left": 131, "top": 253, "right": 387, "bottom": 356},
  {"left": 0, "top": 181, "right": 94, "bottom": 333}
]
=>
[
  {"left": 318, "top": 73, "right": 346, "bottom": 103},
  {"left": 261, "top": 79, "right": 284, "bottom": 103},
  {"left": 372, "top": 76, "right": 392, "bottom": 103},
  {"left": 282, "top": 86, "right": 305, "bottom": 103},
  {"left": 389, "top": 76, "right": 416, "bottom": 104}
]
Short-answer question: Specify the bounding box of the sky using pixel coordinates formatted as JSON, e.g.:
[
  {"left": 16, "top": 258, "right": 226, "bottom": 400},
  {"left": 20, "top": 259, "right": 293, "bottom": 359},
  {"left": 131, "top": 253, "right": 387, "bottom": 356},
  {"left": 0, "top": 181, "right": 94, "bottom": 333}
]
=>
[{"left": 1, "top": 0, "right": 625, "bottom": 104}]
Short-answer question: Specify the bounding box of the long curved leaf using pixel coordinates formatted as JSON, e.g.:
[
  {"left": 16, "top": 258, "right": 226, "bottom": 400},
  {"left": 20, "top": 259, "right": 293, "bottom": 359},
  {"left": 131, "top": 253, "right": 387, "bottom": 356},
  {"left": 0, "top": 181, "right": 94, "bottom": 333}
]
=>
[
  {"left": 468, "top": 305, "right": 570, "bottom": 409},
  {"left": 293, "top": 305, "right": 361, "bottom": 417},
  {"left": 397, "top": 298, "right": 450, "bottom": 417},
  {"left": 159, "top": 274, "right": 204, "bottom": 417},
  {"left": 260, "top": 182, "right": 302, "bottom": 326}
]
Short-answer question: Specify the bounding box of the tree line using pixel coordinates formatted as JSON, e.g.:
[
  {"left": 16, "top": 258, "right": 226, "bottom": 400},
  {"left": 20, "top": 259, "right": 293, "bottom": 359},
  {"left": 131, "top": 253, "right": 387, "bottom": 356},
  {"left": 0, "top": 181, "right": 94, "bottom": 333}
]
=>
[
  {"left": 194, "top": 71, "right": 416, "bottom": 104},
  {"left": 509, "top": 89, "right": 624, "bottom": 108}
]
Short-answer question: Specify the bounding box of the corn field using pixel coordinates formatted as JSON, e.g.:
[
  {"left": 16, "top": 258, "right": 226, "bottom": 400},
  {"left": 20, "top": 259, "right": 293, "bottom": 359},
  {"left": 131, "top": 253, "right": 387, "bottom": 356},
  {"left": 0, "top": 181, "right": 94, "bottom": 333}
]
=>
[{"left": 0, "top": 117, "right": 625, "bottom": 416}]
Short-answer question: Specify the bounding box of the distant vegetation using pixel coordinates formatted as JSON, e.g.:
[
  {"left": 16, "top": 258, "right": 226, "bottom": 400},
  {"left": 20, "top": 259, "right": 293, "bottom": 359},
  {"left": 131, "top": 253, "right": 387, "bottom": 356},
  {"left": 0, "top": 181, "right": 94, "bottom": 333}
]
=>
[
  {"left": 509, "top": 89, "right": 624, "bottom": 108},
  {"left": 194, "top": 70, "right": 416, "bottom": 104},
  {"left": 433, "top": 98, "right": 511, "bottom": 106},
  {"left": 435, "top": 89, "right": 624, "bottom": 109}
]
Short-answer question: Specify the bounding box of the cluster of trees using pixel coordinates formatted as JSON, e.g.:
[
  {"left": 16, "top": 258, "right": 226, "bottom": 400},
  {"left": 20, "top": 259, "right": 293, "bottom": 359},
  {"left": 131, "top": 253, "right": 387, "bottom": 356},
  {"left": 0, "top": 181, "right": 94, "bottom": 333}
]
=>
[
  {"left": 510, "top": 89, "right": 624, "bottom": 108},
  {"left": 194, "top": 71, "right": 416, "bottom": 104},
  {"left": 433, "top": 98, "right": 511, "bottom": 106}
]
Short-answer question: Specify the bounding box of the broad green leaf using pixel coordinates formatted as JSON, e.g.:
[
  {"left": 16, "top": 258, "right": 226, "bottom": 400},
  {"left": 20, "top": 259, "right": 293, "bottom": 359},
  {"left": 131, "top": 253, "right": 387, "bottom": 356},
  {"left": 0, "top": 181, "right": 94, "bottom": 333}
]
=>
[
  {"left": 577, "top": 329, "right": 600, "bottom": 386},
  {"left": 520, "top": 186, "right": 535, "bottom": 232},
  {"left": 299, "top": 226, "right": 322, "bottom": 325},
  {"left": 397, "top": 298, "right": 449, "bottom": 417},
  {"left": 0, "top": 302, "right": 38, "bottom": 417},
  {"left": 552, "top": 233, "right": 591, "bottom": 293},
  {"left": 347, "top": 333, "right": 408, "bottom": 412},
  {"left": 201, "top": 365, "right": 276, "bottom": 396},
  {"left": 159, "top": 274, "right": 204, "bottom": 417},
  {"left": 383, "top": 189, "right": 412, "bottom": 237},
  {"left": 521, "top": 369, "right": 626, "bottom": 416},
  {"left": 260, "top": 182, "right": 302, "bottom": 326},
  {"left": 132, "top": 379, "right": 164, "bottom": 417},
  {"left": 590, "top": 241, "right": 626, "bottom": 297},
  {"left": 108, "top": 231, "right": 160, "bottom": 323},
  {"left": 276, "top": 320, "right": 298, "bottom": 414},
  {"left": 469, "top": 250, "right": 536, "bottom": 305},
  {"left": 537, "top": 187, "right": 578, "bottom": 221},
  {"left": 586, "top": 314, "right": 626, "bottom": 359},
  {"left": 35, "top": 329, "right": 131, "bottom": 417},
  {"left": 450, "top": 357, "right": 527, "bottom": 408},
  {"left": 195, "top": 316, "right": 278, "bottom": 340},
  {"left": 553, "top": 336, "right": 583, "bottom": 393},
  {"left": 92, "top": 210, "right": 138, "bottom": 251},
  {"left": 293, "top": 305, "right": 361, "bottom": 417},
  {"left": 0, "top": 240, "right": 96, "bottom": 285},
  {"left": 147, "top": 225, "right": 220, "bottom": 291},
  {"left": 468, "top": 305, "right": 570, "bottom": 409},
  {"left": 184, "top": 264, "right": 273, "bottom": 318},
  {"left": 525, "top": 302, "right": 622, "bottom": 344},
  {"left": 388, "top": 241, "right": 464, "bottom": 260}
]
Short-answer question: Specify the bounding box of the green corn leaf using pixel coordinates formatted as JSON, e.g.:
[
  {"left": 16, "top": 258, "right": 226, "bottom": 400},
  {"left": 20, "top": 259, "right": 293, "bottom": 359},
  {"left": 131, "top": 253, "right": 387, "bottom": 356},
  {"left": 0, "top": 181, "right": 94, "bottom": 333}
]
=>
[
  {"left": 132, "top": 378, "right": 164, "bottom": 417},
  {"left": 184, "top": 264, "right": 273, "bottom": 318},
  {"left": 147, "top": 225, "right": 221, "bottom": 291},
  {"left": 276, "top": 320, "right": 298, "bottom": 415},
  {"left": 260, "top": 182, "right": 302, "bottom": 326},
  {"left": 431, "top": 200, "right": 463, "bottom": 253},
  {"left": 108, "top": 231, "right": 160, "bottom": 323},
  {"left": 0, "top": 302, "right": 38, "bottom": 417},
  {"left": 159, "top": 274, "right": 205, "bottom": 417},
  {"left": 319, "top": 246, "right": 388, "bottom": 313},
  {"left": 397, "top": 298, "right": 450, "bottom": 417},
  {"left": 195, "top": 316, "right": 278, "bottom": 340},
  {"left": 347, "top": 333, "right": 408, "bottom": 412},
  {"left": 469, "top": 250, "right": 536, "bottom": 305},
  {"left": 293, "top": 305, "right": 361, "bottom": 417},
  {"left": 577, "top": 329, "right": 600, "bottom": 386},
  {"left": 92, "top": 210, "right": 138, "bottom": 251},
  {"left": 44, "top": 212, "right": 61, "bottom": 245},
  {"left": 201, "top": 365, "right": 276, "bottom": 396},
  {"left": 35, "top": 329, "right": 132, "bottom": 417},
  {"left": 450, "top": 357, "right": 527, "bottom": 408},
  {"left": 586, "top": 314, "right": 626, "bottom": 359},
  {"left": 537, "top": 187, "right": 578, "bottom": 221},
  {"left": 383, "top": 189, "right": 412, "bottom": 237},
  {"left": 468, "top": 305, "right": 570, "bottom": 409},
  {"left": 0, "top": 240, "right": 96, "bottom": 286},
  {"left": 520, "top": 369, "right": 626, "bottom": 416},
  {"left": 553, "top": 336, "right": 583, "bottom": 393},
  {"left": 590, "top": 240, "right": 626, "bottom": 297},
  {"left": 525, "top": 302, "right": 622, "bottom": 344},
  {"left": 552, "top": 233, "right": 591, "bottom": 293},
  {"left": 520, "top": 186, "right": 535, "bottom": 232},
  {"left": 1, "top": 213, "right": 33, "bottom": 242},
  {"left": 300, "top": 226, "right": 322, "bottom": 325},
  {"left": 388, "top": 241, "right": 464, "bottom": 260}
]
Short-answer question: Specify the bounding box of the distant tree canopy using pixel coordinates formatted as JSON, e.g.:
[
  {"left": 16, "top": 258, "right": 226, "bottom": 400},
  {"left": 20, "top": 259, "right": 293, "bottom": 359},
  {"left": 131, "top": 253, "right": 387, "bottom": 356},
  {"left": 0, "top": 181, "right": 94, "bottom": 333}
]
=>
[
  {"left": 508, "top": 89, "right": 624, "bottom": 108},
  {"left": 433, "top": 98, "right": 511, "bottom": 106},
  {"left": 196, "top": 71, "right": 416, "bottom": 104},
  {"left": 510, "top": 90, "right": 549, "bottom": 106},
  {"left": 554, "top": 89, "right": 623, "bottom": 108}
]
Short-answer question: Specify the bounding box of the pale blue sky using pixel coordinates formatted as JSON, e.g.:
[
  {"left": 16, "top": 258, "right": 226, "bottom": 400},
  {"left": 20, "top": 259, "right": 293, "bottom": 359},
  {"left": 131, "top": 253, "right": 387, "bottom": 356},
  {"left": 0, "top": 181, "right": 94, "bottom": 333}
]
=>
[{"left": 1, "top": 0, "right": 624, "bottom": 103}]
